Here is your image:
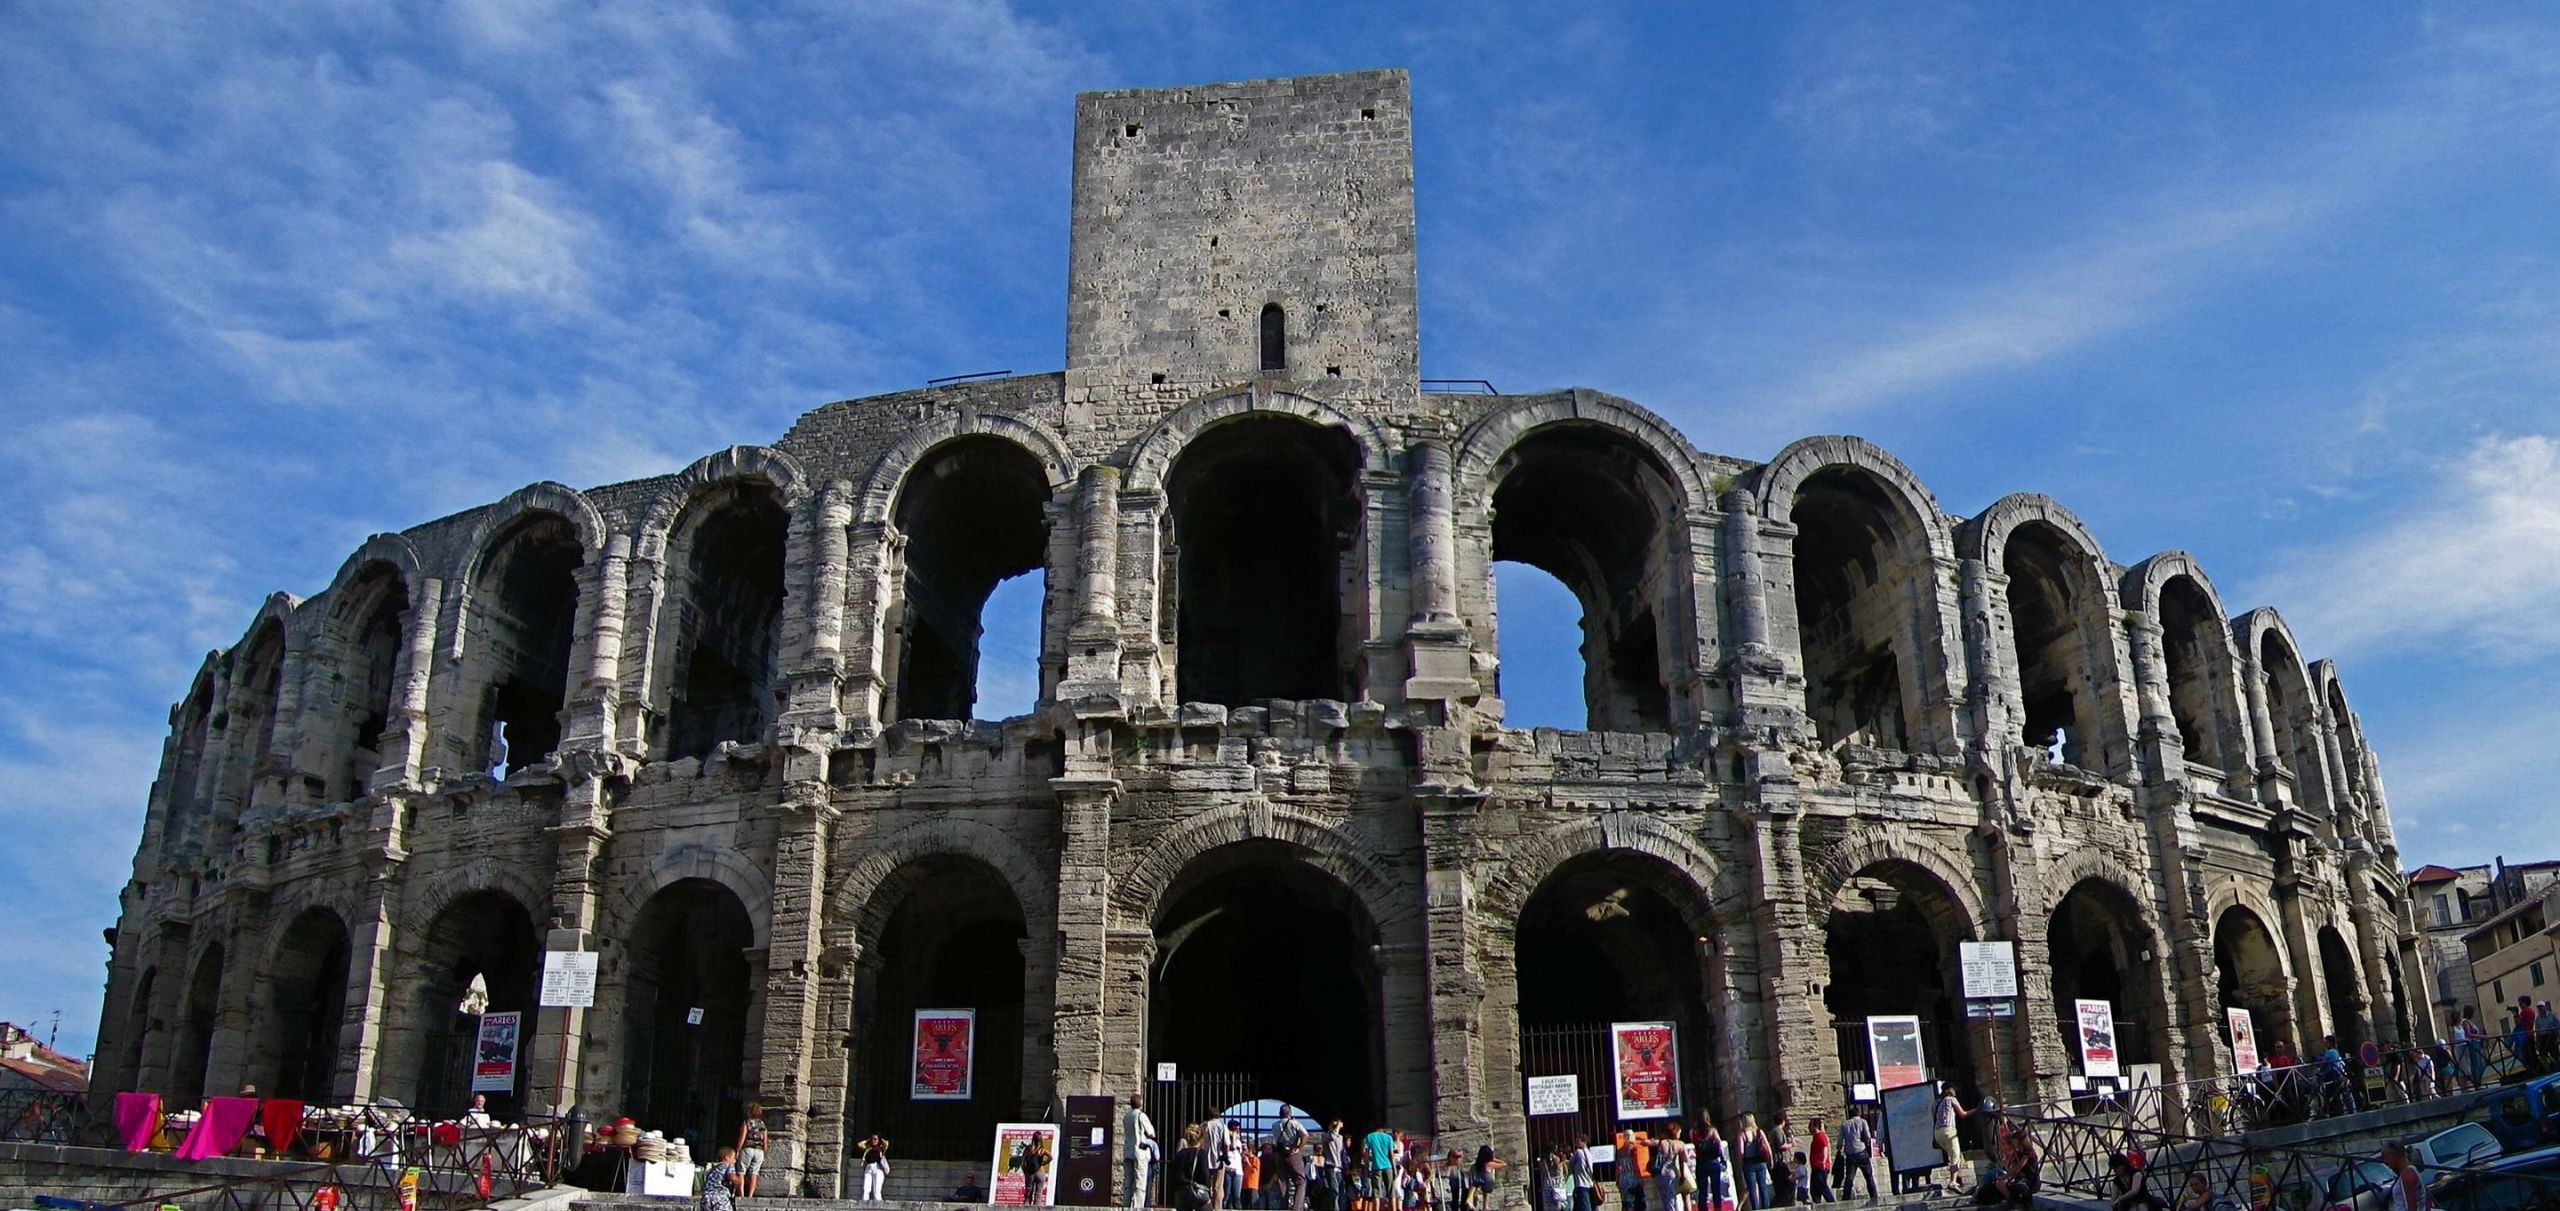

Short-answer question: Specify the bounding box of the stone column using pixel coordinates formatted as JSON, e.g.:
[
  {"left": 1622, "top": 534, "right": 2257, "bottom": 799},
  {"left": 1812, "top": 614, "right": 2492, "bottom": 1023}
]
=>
[
  {"left": 805, "top": 928, "right": 860, "bottom": 1199},
  {"left": 1418, "top": 787, "right": 1490, "bottom": 1148},
  {"left": 1051, "top": 776, "right": 1120, "bottom": 1100},
  {"left": 1407, "top": 441, "right": 1459, "bottom": 625},
  {"left": 1078, "top": 466, "right": 1122, "bottom": 627},
  {"left": 563, "top": 535, "right": 630, "bottom": 754},
  {"left": 2122, "top": 613, "right": 2186, "bottom": 784},
  {"left": 807, "top": 482, "right": 854, "bottom": 673},
  {"left": 341, "top": 789, "right": 409, "bottom": 1100},
  {"left": 2241, "top": 651, "right": 2286, "bottom": 797},
  {"left": 840, "top": 520, "right": 898, "bottom": 732},
  {"left": 379, "top": 577, "right": 443, "bottom": 790},
  {"left": 1747, "top": 803, "right": 1825, "bottom": 1120},
  {"left": 758, "top": 781, "right": 836, "bottom": 1193},
  {"left": 2343, "top": 850, "right": 2394, "bottom": 1045}
]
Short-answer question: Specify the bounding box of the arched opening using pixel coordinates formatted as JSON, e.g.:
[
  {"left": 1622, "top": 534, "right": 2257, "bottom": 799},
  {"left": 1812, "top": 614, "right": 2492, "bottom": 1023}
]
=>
[
  {"left": 623, "top": 878, "right": 756, "bottom": 1152},
  {"left": 471, "top": 514, "right": 582, "bottom": 775},
  {"left": 334, "top": 568, "right": 408, "bottom": 799},
  {"left": 972, "top": 572, "right": 1047, "bottom": 718},
  {"left": 1260, "top": 304, "right": 1287, "bottom": 373},
  {"left": 122, "top": 967, "right": 157, "bottom": 1090},
  {"left": 163, "top": 675, "right": 215, "bottom": 854},
  {"left": 2158, "top": 577, "right": 2230, "bottom": 770},
  {"left": 225, "top": 625, "right": 287, "bottom": 812},
  {"left": 1149, "top": 844, "right": 1383, "bottom": 1128},
  {"left": 411, "top": 890, "right": 539, "bottom": 1116},
  {"left": 853, "top": 858, "right": 1030, "bottom": 1161},
  {"left": 2259, "top": 633, "right": 2326, "bottom": 806},
  {"left": 1489, "top": 563, "right": 1585, "bottom": 730},
  {"left": 1792, "top": 470, "right": 1917, "bottom": 751},
  {"left": 888, "top": 437, "right": 1051, "bottom": 722},
  {"left": 1165, "top": 417, "right": 1361, "bottom": 706},
  {"left": 173, "top": 945, "right": 223, "bottom": 1105},
  {"left": 1514, "top": 852, "right": 1717, "bottom": 1152},
  {"left": 1486, "top": 424, "right": 1680, "bottom": 733},
  {"left": 2047, "top": 880, "right": 2168, "bottom": 1071},
  {"left": 263, "top": 908, "right": 352, "bottom": 1102},
  {"left": 1825, "top": 863, "right": 1974, "bottom": 1093},
  {"left": 2326, "top": 682, "right": 2370, "bottom": 831},
  {"left": 2317, "top": 925, "right": 2366, "bottom": 1054},
  {"left": 2003, "top": 523, "right": 2100, "bottom": 768},
  {"left": 663, "top": 487, "right": 789, "bottom": 759},
  {"left": 2213, "top": 906, "right": 2296, "bottom": 1061}
]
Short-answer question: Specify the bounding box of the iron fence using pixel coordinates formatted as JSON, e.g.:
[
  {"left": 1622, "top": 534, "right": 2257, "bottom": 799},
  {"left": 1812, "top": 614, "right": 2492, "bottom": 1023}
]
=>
[{"left": 2157, "top": 1034, "right": 2546, "bottom": 1137}]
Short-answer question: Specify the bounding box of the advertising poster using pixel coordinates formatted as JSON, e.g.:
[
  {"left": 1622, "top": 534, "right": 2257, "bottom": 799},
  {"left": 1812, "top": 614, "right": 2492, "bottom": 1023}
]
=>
[
  {"left": 471, "top": 1011, "right": 520, "bottom": 1093},
  {"left": 1610, "top": 1021, "right": 1682, "bottom": 1120},
  {"left": 914, "top": 1008, "right": 977, "bottom": 1101},
  {"left": 989, "top": 1122, "right": 1062, "bottom": 1207},
  {"left": 1864, "top": 1015, "right": 1927, "bottom": 1091},
  {"left": 2227, "top": 1007, "right": 2259, "bottom": 1072},
  {"left": 2076, "top": 999, "right": 2120, "bottom": 1080}
]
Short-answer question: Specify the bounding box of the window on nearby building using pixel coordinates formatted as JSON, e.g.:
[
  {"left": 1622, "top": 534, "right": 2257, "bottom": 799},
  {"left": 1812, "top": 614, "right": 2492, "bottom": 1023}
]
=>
[
  {"left": 1259, "top": 303, "right": 1286, "bottom": 372},
  {"left": 2460, "top": 889, "right": 2474, "bottom": 920},
  {"left": 2436, "top": 894, "right": 2452, "bottom": 926},
  {"left": 2536, "top": 961, "right": 2547, "bottom": 987},
  {"left": 2495, "top": 978, "right": 2505, "bottom": 1004}
]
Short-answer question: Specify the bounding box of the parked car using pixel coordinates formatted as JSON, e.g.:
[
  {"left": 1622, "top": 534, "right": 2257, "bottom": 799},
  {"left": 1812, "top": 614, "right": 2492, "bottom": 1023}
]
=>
[
  {"left": 2415, "top": 1122, "right": 2512, "bottom": 1176},
  {"left": 2424, "top": 1144, "right": 2560, "bottom": 1211},
  {"left": 2469, "top": 1075, "right": 2560, "bottom": 1154},
  {"left": 2268, "top": 1159, "right": 2398, "bottom": 1211}
]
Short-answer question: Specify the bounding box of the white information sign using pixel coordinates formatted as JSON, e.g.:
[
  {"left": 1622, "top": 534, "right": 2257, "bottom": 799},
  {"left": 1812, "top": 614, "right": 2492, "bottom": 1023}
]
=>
[
  {"left": 1525, "top": 1074, "right": 1580, "bottom": 1117},
  {"left": 1155, "top": 1062, "right": 1178, "bottom": 1082},
  {"left": 540, "top": 950, "right": 599, "bottom": 1008},
  {"left": 1958, "top": 941, "right": 2018, "bottom": 999}
]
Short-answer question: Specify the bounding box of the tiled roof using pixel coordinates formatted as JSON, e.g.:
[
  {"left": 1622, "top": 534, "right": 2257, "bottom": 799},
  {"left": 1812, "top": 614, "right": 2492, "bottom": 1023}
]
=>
[{"left": 2408, "top": 864, "right": 2465, "bottom": 883}]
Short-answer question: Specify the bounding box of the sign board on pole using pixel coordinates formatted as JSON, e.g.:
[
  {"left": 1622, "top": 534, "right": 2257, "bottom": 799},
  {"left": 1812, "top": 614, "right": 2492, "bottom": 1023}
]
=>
[
  {"left": 1610, "top": 1021, "right": 1682, "bottom": 1119},
  {"left": 539, "top": 951, "right": 599, "bottom": 1008},
  {"left": 988, "top": 1122, "right": 1061, "bottom": 1207},
  {"left": 2227, "top": 1007, "right": 2259, "bottom": 1072},
  {"left": 915, "top": 1009, "right": 978, "bottom": 1101},
  {"left": 1526, "top": 1074, "right": 1580, "bottom": 1117},
  {"left": 1864, "top": 1015, "right": 1927, "bottom": 1090},
  {"left": 1155, "top": 1062, "right": 1177, "bottom": 1083},
  {"left": 2076, "top": 999, "right": 2121, "bottom": 1080},
  {"left": 1958, "top": 941, "right": 2019, "bottom": 1000},
  {"left": 471, "top": 1011, "right": 521, "bottom": 1093}
]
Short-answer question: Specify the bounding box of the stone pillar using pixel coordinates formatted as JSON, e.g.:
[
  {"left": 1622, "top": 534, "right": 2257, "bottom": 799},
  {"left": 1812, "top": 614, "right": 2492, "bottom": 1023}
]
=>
[
  {"left": 1720, "top": 491, "right": 1770, "bottom": 652},
  {"left": 2241, "top": 652, "right": 2286, "bottom": 794},
  {"left": 379, "top": 577, "right": 443, "bottom": 790},
  {"left": 1747, "top": 804, "right": 1825, "bottom": 1121},
  {"left": 563, "top": 535, "right": 630, "bottom": 754},
  {"left": 840, "top": 520, "right": 898, "bottom": 732},
  {"left": 531, "top": 764, "right": 616, "bottom": 1115},
  {"left": 2123, "top": 613, "right": 2186, "bottom": 784},
  {"left": 1984, "top": 829, "right": 2062, "bottom": 1104},
  {"left": 1077, "top": 466, "right": 1122, "bottom": 627},
  {"left": 2343, "top": 850, "right": 2394, "bottom": 1045},
  {"left": 1418, "top": 787, "right": 1490, "bottom": 1149},
  {"left": 1051, "top": 776, "right": 1120, "bottom": 1100},
  {"left": 2273, "top": 879, "right": 2327, "bottom": 1057},
  {"left": 1404, "top": 444, "right": 1473, "bottom": 705},
  {"left": 758, "top": 781, "right": 836, "bottom": 1193},
  {"left": 807, "top": 482, "right": 854, "bottom": 673},
  {"left": 806, "top": 928, "right": 860, "bottom": 1199},
  {"left": 341, "top": 790, "right": 409, "bottom": 1100}
]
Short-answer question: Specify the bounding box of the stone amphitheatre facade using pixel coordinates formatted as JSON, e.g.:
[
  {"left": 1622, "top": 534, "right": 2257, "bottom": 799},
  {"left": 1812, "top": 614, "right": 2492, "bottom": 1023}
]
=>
[{"left": 96, "top": 70, "right": 2426, "bottom": 1195}]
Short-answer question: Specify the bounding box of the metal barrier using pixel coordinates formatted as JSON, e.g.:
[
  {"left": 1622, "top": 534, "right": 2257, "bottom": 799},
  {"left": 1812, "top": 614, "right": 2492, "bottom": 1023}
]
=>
[
  {"left": 2138, "top": 1036, "right": 2547, "bottom": 1137},
  {"left": 1, "top": 1087, "right": 105, "bottom": 1146},
  {"left": 1984, "top": 1106, "right": 2560, "bottom": 1211}
]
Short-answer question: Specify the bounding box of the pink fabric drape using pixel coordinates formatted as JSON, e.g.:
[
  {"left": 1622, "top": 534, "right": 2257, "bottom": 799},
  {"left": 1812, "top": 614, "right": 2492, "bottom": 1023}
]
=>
[
  {"left": 114, "top": 1092, "right": 161, "bottom": 1152},
  {"left": 177, "top": 1096, "right": 259, "bottom": 1160}
]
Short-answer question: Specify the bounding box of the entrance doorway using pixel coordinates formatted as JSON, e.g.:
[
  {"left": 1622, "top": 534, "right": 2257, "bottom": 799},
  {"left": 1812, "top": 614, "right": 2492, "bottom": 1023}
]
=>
[
  {"left": 1149, "top": 844, "right": 1383, "bottom": 1129},
  {"left": 1826, "top": 863, "right": 1976, "bottom": 1096},
  {"left": 623, "top": 879, "right": 756, "bottom": 1152},
  {"left": 853, "top": 857, "right": 1030, "bottom": 1161},
  {"left": 1514, "top": 852, "right": 1717, "bottom": 1152}
]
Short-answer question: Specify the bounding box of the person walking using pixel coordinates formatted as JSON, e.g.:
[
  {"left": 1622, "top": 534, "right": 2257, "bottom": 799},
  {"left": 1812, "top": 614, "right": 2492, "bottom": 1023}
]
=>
[
  {"left": 735, "top": 1103, "right": 770, "bottom": 1199},
  {"left": 1651, "top": 1123, "right": 1688, "bottom": 1211},
  {"left": 1806, "top": 1118, "right": 1831, "bottom": 1205},
  {"left": 1125, "top": 1095, "right": 1160, "bottom": 1209},
  {"left": 1697, "top": 1121, "right": 1731, "bottom": 1211},
  {"left": 1835, "top": 1110, "right": 1876, "bottom": 1207},
  {"left": 1571, "top": 1135, "right": 1597, "bottom": 1211},
  {"left": 1734, "top": 1115, "right": 1773, "bottom": 1210},
  {"left": 1930, "top": 1084, "right": 1970, "bottom": 1194},
  {"left": 858, "top": 1131, "right": 891, "bottom": 1201},
  {"left": 1276, "top": 1110, "right": 1312, "bottom": 1211}
]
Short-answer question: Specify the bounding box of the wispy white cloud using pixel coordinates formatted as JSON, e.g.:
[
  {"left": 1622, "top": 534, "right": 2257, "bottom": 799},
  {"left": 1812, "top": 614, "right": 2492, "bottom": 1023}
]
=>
[{"left": 2252, "top": 434, "right": 2560, "bottom": 662}]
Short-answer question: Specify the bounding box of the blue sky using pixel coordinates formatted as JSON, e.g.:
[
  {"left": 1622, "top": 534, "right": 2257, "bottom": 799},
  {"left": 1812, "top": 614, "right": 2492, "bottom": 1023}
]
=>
[{"left": 6, "top": 2, "right": 2560, "bottom": 1059}]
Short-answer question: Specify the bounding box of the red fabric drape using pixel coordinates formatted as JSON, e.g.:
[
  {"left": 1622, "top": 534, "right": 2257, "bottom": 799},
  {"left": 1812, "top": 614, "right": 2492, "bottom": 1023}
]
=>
[{"left": 261, "top": 1098, "right": 305, "bottom": 1156}]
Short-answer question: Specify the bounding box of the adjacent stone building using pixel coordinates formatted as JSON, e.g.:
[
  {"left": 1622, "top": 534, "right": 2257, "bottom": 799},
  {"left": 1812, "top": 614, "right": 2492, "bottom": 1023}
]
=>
[{"left": 93, "top": 70, "right": 2427, "bottom": 1195}]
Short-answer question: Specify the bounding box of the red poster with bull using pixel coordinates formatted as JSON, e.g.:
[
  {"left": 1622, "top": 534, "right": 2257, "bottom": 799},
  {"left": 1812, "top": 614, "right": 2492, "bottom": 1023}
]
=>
[
  {"left": 1610, "top": 1021, "right": 1682, "bottom": 1119},
  {"left": 914, "top": 1008, "right": 977, "bottom": 1101}
]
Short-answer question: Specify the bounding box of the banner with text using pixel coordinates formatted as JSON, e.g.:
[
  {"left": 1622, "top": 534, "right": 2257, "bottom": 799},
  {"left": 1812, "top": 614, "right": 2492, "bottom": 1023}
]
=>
[
  {"left": 914, "top": 1008, "right": 977, "bottom": 1101},
  {"left": 2077, "top": 999, "right": 2120, "bottom": 1080},
  {"left": 472, "top": 1011, "right": 520, "bottom": 1093},
  {"left": 2227, "top": 1007, "right": 2259, "bottom": 1073},
  {"left": 1610, "top": 1021, "right": 1682, "bottom": 1119},
  {"left": 1865, "top": 1015, "right": 1927, "bottom": 1091}
]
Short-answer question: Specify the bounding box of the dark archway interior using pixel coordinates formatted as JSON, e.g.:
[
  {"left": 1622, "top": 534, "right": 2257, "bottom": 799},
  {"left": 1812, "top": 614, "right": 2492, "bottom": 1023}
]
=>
[
  {"left": 414, "top": 890, "right": 539, "bottom": 1115},
  {"left": 124, "top": 968, "right": 157, "bottom": 1089},
  {"left": 165, "top": 679, "right": 213, "bottom": 855},
  {"left": 173, "top": 946, "right": 224, "bottom": 1105},
  {"left": 1825, "top": 867, "right": 1973, "bottom": 1088},
  {"left": 855, "top": 858, "right": 1030, "bottom": 1161},
  {"left": 2158, "top": 578, "right": 2227, "bottom": 768},
  {"left": 1167, "top": 417, "right": 1360, "bottom": 706},
  {"left": 1515, "top": 853, "right": 1715, "bottom": 1148},
  {"left": 1150, "top": 844, "right": 1382, "bottom": 1127},
  {"left": 2317, "top": 926, "right": 2365, "bottom": 1053},
  {"left": 667, "top": 490, "right": 788, "bottom": 759},
  {"left": 1792, "top": 470, "right": 1912, "bottom": 751},
  {"left": 2048, "top": 882, "right": 2158, "bottom": 1067},
  {"left": 892, "top": 437, "right": 1051, "bottom": 722},
  {"left": 625, "top": 879, "right": 755, "bottom": 1152},
  {"left": 341, "top": 572, "right": 408, "bottom": 798},
  {"left": 1489, "top": 424, "right": 1677, "bottom": 733},
  {"left": 478, "top": 515, "right": 582, "bottom": 774},
  {"left": 226, "top": 627, "right": 286, "bottom": 825},
  {"left": 2260, "top": 634, "right": 2323, "bottom": 793},
  {"left": 2004, "top": 523, "right": 2095, "bottom": 768},
  {"left": 2214, "top": 906, "right": 2296, "bottom": 1059},
  {"left": 269, "top": 909, "right": 353, "bottom": 1102}
]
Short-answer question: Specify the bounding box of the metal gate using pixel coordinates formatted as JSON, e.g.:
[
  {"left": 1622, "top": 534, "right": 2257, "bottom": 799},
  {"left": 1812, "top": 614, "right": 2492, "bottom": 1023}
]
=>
[
  {"left": 1832, "top": 1018, "right": 1965, "bottom": 1093},
  {"left": 1519, "top": 1022, "right": 1716, "bottom": 1156},
  {"left": 1154, "top": 1070, "right": 1259, "bottom": 1139}
]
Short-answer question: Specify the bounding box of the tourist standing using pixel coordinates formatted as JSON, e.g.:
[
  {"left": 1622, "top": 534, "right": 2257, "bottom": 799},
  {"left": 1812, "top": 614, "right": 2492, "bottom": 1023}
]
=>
[
  {"left": 1173, "top": 1126, "right": 1211, "bottom": 1211},
  {"left": 1931, "top": 1084, "right": 1970, "bottom": 1194},
  {"left": 859, "top": 1131, "right": 891, "bottom": 1201},
  {"left": 1326, "top": 1121, "right": 1349, "bottom": 1211},
  {"left": 736, "top": 1103, "right": 770, "bottom": 1199},
  {"left": 1365, "top": 1125, "right": 1398, "bottom": 1210},
  {"left": 1806, "top": 1118, "right": 1831, "bottom": 1205},
  {"left": 1571, "top": 1135, "right": 1597, "bottom": 1211},
  {"left": 1126, "top": 1095, "right": 1160, "bottom": 1210},
  {"left": 1734, "top": 1114, "right": 1772, "bottom": 1210},
  {"left": 701, "top": 1146, "right": 743, "bottom": 1211},
  {"left": 1652, "top": 1123, "right": 1689, "bottom": 1211},
  {"left": 1208, "top": 1116, "right": 1237, "bottom": 1211},
  {"left": 2381, "top": 1141, "right": 2424, "bottom": 1211},
  {"left": 2459, "top": 1006, "right": 2488, "bottom": 1089},
  {"left": 1835, "top": 1110, "right": 1876, "bottom": 1207}
]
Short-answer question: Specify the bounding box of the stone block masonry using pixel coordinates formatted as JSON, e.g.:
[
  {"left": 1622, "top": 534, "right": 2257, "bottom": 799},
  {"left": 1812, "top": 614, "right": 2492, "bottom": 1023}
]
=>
[{"left": 94, "top": 68, "right": 2430, "bottom": 1206}]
